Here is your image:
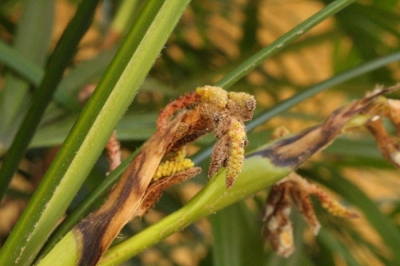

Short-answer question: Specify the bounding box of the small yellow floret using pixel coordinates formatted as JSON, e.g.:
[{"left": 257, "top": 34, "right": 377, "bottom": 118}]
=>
[
  {"left": 322, "top": 199, "right": 358, "bottom": 218},
  {"left": 228, "top": 92, "right": 254, "bottom": 107},
  {"left": 226, "top": 120, "right": 246, "bottom": 187},
  {"left": 312, "top": 186, "right": 359, "bottom": 218},
  {"left": 153, "top": 158, "right": 194, "bottom": 180},
  {"left": 169, "top": 146, "right": 187, "bottom": 161},
  {"left": 196, "top": 86, "right": 228, "bottom": 108}
]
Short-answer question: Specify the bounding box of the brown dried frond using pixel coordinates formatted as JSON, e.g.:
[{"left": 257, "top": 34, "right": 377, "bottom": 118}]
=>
[
  {"left": 135, "top": 167, "right": 202, "bottom": 217},
  {"left": 262, "top": 172, "right": 358, "bottom": 257}
]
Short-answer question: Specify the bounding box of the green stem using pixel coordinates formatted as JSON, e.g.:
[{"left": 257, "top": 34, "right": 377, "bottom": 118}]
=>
[
  {"left": 63, "top": 149, "right": 292, "bottom": 266},
  {"left": 0, "top": 0, "right": 191, "bottom": 265},
  {"left": 247, "top": 50, "right": 400, "bottom": 131},
  {"left": 215, "top": 0, "right": 356, "bottom": 89}
]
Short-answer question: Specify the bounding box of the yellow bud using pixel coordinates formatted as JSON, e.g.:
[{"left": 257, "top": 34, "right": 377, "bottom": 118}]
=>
[
  {"left": 225, "top": 119, "right": 246, "bottom": 187},
  {"left": 196, "top": 86, "right": 228, "bottom": 108},
  {"left": 153, "top": 158, "right": 194, "bottom": 180}
]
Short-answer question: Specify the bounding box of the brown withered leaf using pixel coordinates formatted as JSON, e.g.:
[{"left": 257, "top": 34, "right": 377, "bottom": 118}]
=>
[
  {"left": 260, "top": 85, "right": 400, "bottom": 257},
  {"left": 135, "top": 167, "right": 202, "bottom": 217},
  {"left": 248, "top": 86, "right": 399, "bottom": 169},
  {"left": 262, "top": 172, "right": 359, "bottom": 257}
]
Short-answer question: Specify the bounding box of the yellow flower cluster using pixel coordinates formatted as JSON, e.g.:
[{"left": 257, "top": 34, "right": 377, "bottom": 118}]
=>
[
  {"left": 228, "top": 91, "right": 253, "bottom": 108},
  {"left": 153, "top": 147, "right": 194, "bottom": 180},
  {"left": 312, "top": 186, "right": 358, "bottom": 218},
  {"left": 196, "top": 85, "right": 228, "bottom": 108},
  {"left": 321, "top": 197, "right": 358, "bottom": 218},
  {"left": 227, "top": 91, "right": 256, "bottom": 121},
  {"left": 226, "top": 119, "right": 246, "bottom": 187}
]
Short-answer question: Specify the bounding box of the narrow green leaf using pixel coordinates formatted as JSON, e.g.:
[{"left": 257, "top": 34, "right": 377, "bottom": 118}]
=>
[
  {"left": 0, "top": 0, "right": 101, "bottom": 264},
  {"left": 0, "top": 40, "right": 43, "bottom": 85}
]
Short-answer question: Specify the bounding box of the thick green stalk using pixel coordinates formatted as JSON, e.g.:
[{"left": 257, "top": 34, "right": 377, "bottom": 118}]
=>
[
  {"left": 0, "top": 0, "right": 191, "bottom": 265},
  {"left": 215, "top": 0, "right": 356, "bottom": 89},
  {"left": 0, "top": 0, "right": 99, "bottom": 202},
  {"left": 95, "top": 155, "right": 285, "bottom": 265},
  {"left": 44, "top": 149, "right": 291, "bottom": 266}
]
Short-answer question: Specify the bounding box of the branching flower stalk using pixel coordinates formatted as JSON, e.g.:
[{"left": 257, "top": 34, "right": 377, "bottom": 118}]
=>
[
  {"left": 40, "top": 85, "right": 400, "bottom": 266},
  {"left": 39, "top": 86, "right": 256, "bottom": 266}
]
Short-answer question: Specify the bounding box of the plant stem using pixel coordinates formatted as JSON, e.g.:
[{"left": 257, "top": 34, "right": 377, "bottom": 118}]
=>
[
  {"left": 247, "top": 51, "right": 400, "bottom": 132},
  {"left": 74, "top": 153, "right": 292, "bottom": 266}
]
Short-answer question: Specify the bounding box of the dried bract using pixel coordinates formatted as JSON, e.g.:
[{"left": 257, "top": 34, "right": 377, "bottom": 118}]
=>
[{"left": 156, "top": 85, "right": 256, "bottom": 187}]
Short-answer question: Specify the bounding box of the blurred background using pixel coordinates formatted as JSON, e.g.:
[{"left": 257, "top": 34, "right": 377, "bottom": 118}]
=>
[{"left": 1, "top": 0, "right": 400, "bottom": 265}]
